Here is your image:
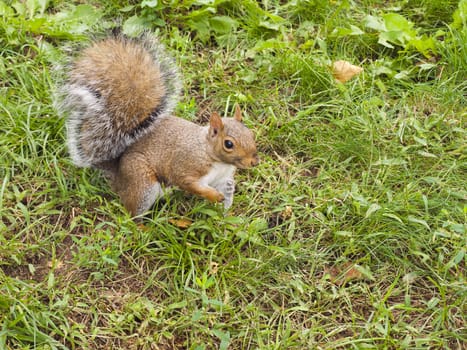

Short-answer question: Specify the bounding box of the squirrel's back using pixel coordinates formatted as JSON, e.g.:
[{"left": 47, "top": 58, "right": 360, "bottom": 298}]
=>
[{"left": 58, "top": 33, "right": 181, "bottom": 167}]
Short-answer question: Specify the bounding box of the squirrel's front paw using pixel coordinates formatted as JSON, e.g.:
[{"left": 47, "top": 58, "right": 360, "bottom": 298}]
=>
[
  {"left": 222, "top": 179, "right": 235, "bottom": 209},
  {"left": 205, "top": 189, "right": 224, "bottom": 203},
  {"left": 223, "top": 195, "right": 233, "bottom": 209},
  {"left": 223, "top": 179, "right": 235, "bottom": 195},
  {"left": 215, "top": 192, "right": 225, "bottom": 203}
]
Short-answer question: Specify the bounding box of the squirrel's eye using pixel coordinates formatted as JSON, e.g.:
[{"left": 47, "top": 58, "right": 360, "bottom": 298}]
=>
[{"left": 224, "top": 140, "right": 234, "bottom": 149}]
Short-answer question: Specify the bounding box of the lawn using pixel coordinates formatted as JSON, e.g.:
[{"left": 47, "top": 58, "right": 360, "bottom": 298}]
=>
[{"left": 0, "top": 0, "right": 466, "bottom": 349}]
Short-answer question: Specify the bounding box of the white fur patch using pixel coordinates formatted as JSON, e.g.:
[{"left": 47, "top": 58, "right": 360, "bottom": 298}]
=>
[
  {"left": 137, "top": 182, "right": 164, "bottom": 215},
  {"left": 56, "top": 34, "right": 182, "bottom": 169},
  {"left": 199, "top": 162, "right": 236, "bottom": 189}
]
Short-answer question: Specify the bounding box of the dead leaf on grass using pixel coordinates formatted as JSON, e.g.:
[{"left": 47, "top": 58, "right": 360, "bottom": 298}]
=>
[
  {"left": 280, "top": 206, "right": 293, "bottom": 220},
  {"left": 168, "top": 218, "right": 193, "bottom": 229},
  {"left": 137, "top": 223, "right": 152, "bottom": 232},
  {"left": 209, "top": 261, "right": 219, "bottom": 275},
  {"left": 47, "top": 260, "right": 64, "bottom": 270},
  {"left": 332, "top": 60, "right": 363, "bottom": 83},
  {"left": 325, "top": 261, "right": 365, "bottom": 285}
]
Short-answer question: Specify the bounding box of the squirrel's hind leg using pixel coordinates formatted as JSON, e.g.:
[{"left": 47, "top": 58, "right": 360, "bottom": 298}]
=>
[
  {"left": 136, "top": 181, "right": 164, "bottom": 216},
  {"left": 114, "top": 153, "right": 162, "bottom": 217}
]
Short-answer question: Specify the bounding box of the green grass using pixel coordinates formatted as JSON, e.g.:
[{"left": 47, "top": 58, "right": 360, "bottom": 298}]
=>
[{"left": 1, "top": 0, "right": 466, "bottom": 349}]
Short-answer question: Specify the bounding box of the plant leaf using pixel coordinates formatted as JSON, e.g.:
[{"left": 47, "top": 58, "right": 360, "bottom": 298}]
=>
[
  {"left": 123, "top": 15, "right": 151, "bottom": 37},
  {"left": 332, "top": 60, "right": 363, "bottom": 83},
  {"left": 365, "top": 203, "right": 381, "bottom": 218},
  {"left": 141, "top": 0, "right": 158, "bottom": 8},
  {"left": 363, "top": 15, "right": 386, "bottom": 31},
  {"left": 383, "top": 13, "right": 414, "bottom": 33},
  {"left": 452, "top": 0, "right": 467, "bottom": 28},
  {"left": 209, "top": 16, "right": 239, "bottom": 34}
]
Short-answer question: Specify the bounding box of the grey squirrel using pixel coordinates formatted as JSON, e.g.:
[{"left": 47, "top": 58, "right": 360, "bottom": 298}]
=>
[{"left": 57, "top": 33, "right": 259, "bottom": 216}]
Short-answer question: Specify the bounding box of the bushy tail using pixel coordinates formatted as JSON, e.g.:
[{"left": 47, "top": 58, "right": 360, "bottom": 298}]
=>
[{"left": 57, "top": 32, "right": 181, "bottom": 168}]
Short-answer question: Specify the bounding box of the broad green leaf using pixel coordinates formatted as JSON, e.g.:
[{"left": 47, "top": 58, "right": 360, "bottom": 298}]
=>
[
  {"left": 193, "top": 0, "right": 215, "bottom": 4},
  {"left": 26, "top": 17, "right": 47, "bottom": 33},
  {"left": 332, "top": 25, "right": 364, "bottom": 37},
  {"left": 248, "top": 217, "right": 268, "bottom": 232},
  {"left": 141, "top": 0, "right": 158, "bottom": 8},
  {"left": 450, "top": 223, "right": 465, "bottom": 234},
  {"left": 408, "top": 36, "right": 437, "bottom": 57},
  {"left": 394, "top": 70, "right": 410, "bottom": 80},
  {"left": 365, "top": 203, "right": 381, "bottom": 218},
  {"left": 373, "top": 65, "right": 395, "bottom": 77},
  {"left": 72, "top": 4, "right": 101, "bottom": 22},
  {"left": 363, "top": 15, "right": 386, "bottom": 31},
  {"left": 379, "top": 30, "right": 409, "bottom": 47},
  {"left": 212, "top": 329, "right": 230, "bottom": 350},
  {"left": 102, "top": 256, "right": 118, "bottom": 266},
  {"left": 413, "top": 135, "right": 427, "bottom": 146},
  {"left": 349, "top": 24, "right": 365, "bottom": 35},
  {"left": 383, "top": 13, "right": 414, "bottom": 33},
  {"left": 187, "top": 17, "right": 211, "bottom": 42},
  {"left": 191, "top": 310, "right": 203, "bottom": 322},
  {"left": 123, "top": 15, "right": 151, "bottom": 37},
  {"left": 185, "top": 6, "right": 216, "bottom": 20},
  {"left": 209, "top": 16, "right": 239, "bottom": 34},
  {"left": 447, "top": 249, "right": 465, "bottom": 268},
  {"left": 26, "top": 0, "right": 49, "bottom": 17},
  {"left": 332, "top": 27, "right": 354, "bottom": 36},
  {"left": 223, "top": 216, "right": 244, "bottom": 225},
  {"left": 51, "top": 4, "right": 103, "bottom": 35},
  {"left": 238, "top": 69, "right": 257, "bottom": 83},
  {"left": 12, "top": 1, "right": 26, "bottom": 16},
  {"left": 258, "top": 20, "right": 281, "bottom": 31},
  {"left": 0, "top": 2, "right": 14, "bottom": 16},
  {"left": 119, "top": 5, "right": 135, "bottom": 12},
  {"left": 452, "top": 0, "right": 467, "bottom": 28}
]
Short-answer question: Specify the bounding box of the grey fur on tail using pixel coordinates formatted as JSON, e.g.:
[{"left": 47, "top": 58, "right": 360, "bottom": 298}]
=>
[{"left": 56, "top": 32, "right": 182, "bottom": 168}]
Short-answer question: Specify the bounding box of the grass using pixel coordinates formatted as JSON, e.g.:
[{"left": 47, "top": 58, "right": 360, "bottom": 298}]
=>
[{"left": 0, "top": 0, "right": 466, "bottom": 349}]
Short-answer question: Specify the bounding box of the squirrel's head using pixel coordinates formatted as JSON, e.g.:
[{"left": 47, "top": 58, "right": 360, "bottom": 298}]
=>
[{"left": 208, "top": 106, "right": 259, "bottom": 169}]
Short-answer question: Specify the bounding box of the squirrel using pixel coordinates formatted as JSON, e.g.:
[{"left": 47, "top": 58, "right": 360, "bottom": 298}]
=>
[{"left": 57, "top": 33, "right": 259, "bottom": 216}]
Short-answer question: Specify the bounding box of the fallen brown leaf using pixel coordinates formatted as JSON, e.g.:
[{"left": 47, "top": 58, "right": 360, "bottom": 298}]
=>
[
  {"left": 47, "top": 260, "right": 64, "bottom": 270},
  {"left": 209, "top": 261, "right": 219, "bottom": 275},
  {"left": 280, "top": 206, "right": 293, "bottom": 220},
  {"left": 168, "top": 218, "right": 193, "bottom": 229},
  {"left": 332, "top": 60, "right": 363, "bottom": 83},
  {"left": 325, "top": 261, "right": 364, "bottom": 285}
]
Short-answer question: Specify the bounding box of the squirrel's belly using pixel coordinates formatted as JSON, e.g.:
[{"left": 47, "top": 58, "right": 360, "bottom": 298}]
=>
[{"left": 199, "top": 162, "right": 236, "bottom": 188}]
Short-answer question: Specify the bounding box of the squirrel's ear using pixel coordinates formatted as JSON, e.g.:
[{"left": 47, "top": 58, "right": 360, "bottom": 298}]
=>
[
  {"left": 209, "top": 112, "right": 224, "bottom": 137},
  {"left": 234, "top": 104, "right": 242, "bottom": 122}
]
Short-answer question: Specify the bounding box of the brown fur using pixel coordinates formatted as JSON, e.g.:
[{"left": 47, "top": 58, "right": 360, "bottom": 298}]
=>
[
  {"left": 60, "top": 34, "right": 258, "bottom": 215},
  {"left": 71, "top": 38, "right": 165, "bottom": 131},
  {"left": 111, "top": 111, "right": 259, "bottom": 216}
]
